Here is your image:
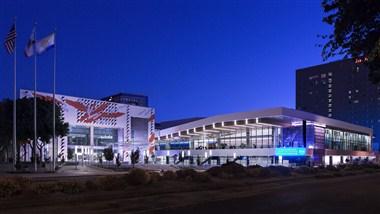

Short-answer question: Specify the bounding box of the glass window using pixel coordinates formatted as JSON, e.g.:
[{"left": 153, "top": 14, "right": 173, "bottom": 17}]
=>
[
  {"left": 325, "top": 128, "right": 370, "bottom": 152},
  {"left": 68, "top": 126, "right": 90, "bottom": 145},
  {"left": 94, "top": 127, "right": 119, "bottom": 147}
]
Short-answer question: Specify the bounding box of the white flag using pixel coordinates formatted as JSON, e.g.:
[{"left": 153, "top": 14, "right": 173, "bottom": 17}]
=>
[
  {"left": 35, "top": 33, "right": 55, "bottom": 54},
  {"left": 24, "top": 27, "right": 35, "bottom": 58}
]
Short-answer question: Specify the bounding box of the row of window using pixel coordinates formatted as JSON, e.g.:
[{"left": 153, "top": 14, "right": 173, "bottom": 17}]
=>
[
  {"left": 325, "top": 129, "right": 370, "bottom": 151},
  {"left": 158, "top": 126, "right": 371, "bottom": 153},
  {"left": 67, "top": 126, "right": 119, "bottom": 147}
]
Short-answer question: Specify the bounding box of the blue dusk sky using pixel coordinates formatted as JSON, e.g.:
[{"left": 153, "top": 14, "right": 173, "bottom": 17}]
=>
[{"left": 0, "top": 0, "right": 336, "bottom": 121}]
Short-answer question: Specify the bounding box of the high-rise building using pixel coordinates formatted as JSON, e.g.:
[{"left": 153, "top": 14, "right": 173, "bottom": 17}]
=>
[{"left": 296, "top": 59, "right": 380, "bottom": 151}]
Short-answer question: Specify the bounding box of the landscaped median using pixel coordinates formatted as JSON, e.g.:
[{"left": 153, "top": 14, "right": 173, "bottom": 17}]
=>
[{"left": 0, "top": 163, "right": 379, "bottom": 199}]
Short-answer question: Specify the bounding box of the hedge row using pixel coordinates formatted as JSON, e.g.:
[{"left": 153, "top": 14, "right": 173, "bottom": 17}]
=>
[{"left": 0, "top": 168, "right": 211, "bottom": 199}]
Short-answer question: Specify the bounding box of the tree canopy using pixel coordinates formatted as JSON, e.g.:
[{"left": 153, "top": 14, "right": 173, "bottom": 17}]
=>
[
  {"left": 321, "top": 0, "right": 380, "bottom": 83},
  {"left": 0, "top": 98, "right": 69, "bottom": 148},
  {"left": 103, "top": 147, "right": 114, "bottom": 162}
]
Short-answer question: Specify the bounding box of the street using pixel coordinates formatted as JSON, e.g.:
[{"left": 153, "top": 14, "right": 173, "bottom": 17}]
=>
[{"left": 2, "top": 172, "right": 380, "bottom": 213}]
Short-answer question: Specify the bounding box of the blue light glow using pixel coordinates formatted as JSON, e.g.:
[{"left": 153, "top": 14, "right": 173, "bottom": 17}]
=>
[{"left": 275, "top": 148, "right": 306, "bottom": 156}]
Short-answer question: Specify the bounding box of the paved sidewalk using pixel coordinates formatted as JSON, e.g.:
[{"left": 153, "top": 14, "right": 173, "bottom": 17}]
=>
[{"left": 0, "top": 165, "right": 125, "bottom": 179}]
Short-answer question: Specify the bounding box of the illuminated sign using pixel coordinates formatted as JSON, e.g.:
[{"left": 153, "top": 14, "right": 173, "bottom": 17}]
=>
[{"left": 275, "top": 148, "right": 306, "bottom": 156}]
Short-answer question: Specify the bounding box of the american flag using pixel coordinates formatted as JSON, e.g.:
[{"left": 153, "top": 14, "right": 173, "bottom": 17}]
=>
[{"left": 4, "top": 24, "right": 16, "bottom": 54}]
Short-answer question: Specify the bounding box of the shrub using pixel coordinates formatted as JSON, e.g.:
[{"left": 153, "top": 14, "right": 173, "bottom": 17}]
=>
[
  {"left": 58, "top": 181, "right": 85, "bottom": 194},
  {"left": 0, "top": 179, "right": 21, "bottom": 198},
  {"left": 364, "top": 168, "right": 376, "bottom": 174},
  {"left": 207, "top": 162, "right": 247, "bottom": 179},
  {"left": 315, "top": 173, "right": 335, "bottom": 179},
  {"left": 125, "top": 169, "right": 151, "bottom": 185},
  {"left": 85, "top": 180, "right": 98, "bottom": 191},
  {"left": 12, "top": 176, "right": 32, "bottom": 188},
  {"left": 191, "top": 172, "right": 211, "bottom": 183},
  {"left": 162, "top": 170, "right": 177, "bottom": 180},
  {"left": 219, "top": 162, "right": 246, "bottom": 177},
  {"left": 246, "top": 167, "right": 260, "bottom": 177},
  {"left": 32, "top": 183, "right": 60, "bottom": 194},
  {"left": 247, "top": 164, "right": 262, "bottom": 169},
  {"left": 337, "top": 164, "right": 347, "bottom": 170},
  {"left": 361, "top": 163, "right": 380, "bottom": 170},
  {"left": 245, "top": 167, "right": 272, "bottom": 178},
  {"left": 103, "top": 147, "right": 114, "bottom": 162},
  {"left": 176, "top": 169, "right": 211, "bottom": 182},
  {"left": 267, "top": 166, "right": 292, "bottom": 177},
  {"left": 333, "top": 172, "right": 343, "bottom": 177},
  {"left": 148, "top": 172, "right": 161, "bottom": 184},
  {"left": 294, "top": 166, "right": 316, "bottom": 175},
  {"left": 176, "top": 169, "right": 198, "bottom": 180},
  {"left": 97, "top": 176, "right": 125, "bottom": 190},
  {"left": 325, "top": 165, "right": 339, "bottom": 171},
  {"left": 343, "top": 165, "right": 358, "bottom": 171},
  {"left": 206, "top": 166, "right": 223, "bottom": 177},
  {"left": 256, "top": 167, "right": 272, "bottom": 177},
  {"left": 341, "top": 171, "right": 356, "bottom": 176}
]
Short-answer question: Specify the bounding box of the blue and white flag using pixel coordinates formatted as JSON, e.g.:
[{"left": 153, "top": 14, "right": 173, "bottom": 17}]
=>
[
  {"left": 24, "top": 27, "right": 35, "bottom": 57},
  {"left": 35, "top": 33, "right": 55, "bottom": 54}
]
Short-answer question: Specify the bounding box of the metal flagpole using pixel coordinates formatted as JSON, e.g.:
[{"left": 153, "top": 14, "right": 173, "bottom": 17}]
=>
[
  {"left": 12, "top": 17, "right": 17, "bottom": 171},
  {"left": 52, "top": 30, "right": 56, "bottom": 172},
  {"left": 33, "top": 23, "right": 38, "bottom": 172}
]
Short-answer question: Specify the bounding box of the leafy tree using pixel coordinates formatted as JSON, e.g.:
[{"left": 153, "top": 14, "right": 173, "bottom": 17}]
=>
[
  {"left": 116, "top": 153, "right": 121, "bottom": 167},
  {"left": 103, "top": 147, "right": 114, "bottom": 164},
  {"left": 67, "top": 147, "right": 74, "bottom": 160},
  {"left": 0, "top": 98, "right": 69, "bottom": 163},
  {"left": 98, "top": 153, "right": 103, "bottom": 165},
  {"left": 0, "top": 99, "right": 12, "bottom": 162},
  {"left": 130, "top": 148, "right": 140, "bottom": 167},
  {"left": 321, "top": 0, "right": 380, "bottom": 83}
]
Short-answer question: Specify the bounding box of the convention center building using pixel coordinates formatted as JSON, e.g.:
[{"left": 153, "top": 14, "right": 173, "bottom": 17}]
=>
[
  {"left": 20, "top": 89, "right": 155, "bottom": 162},
  {"left": 155, "top": 107, "right": 374, "bottom": 166}
]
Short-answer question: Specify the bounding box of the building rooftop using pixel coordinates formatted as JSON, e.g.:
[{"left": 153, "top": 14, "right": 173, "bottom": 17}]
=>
[
  {"left": 156, "top": 117, "right": 205, "bottom": 130},
  {"left": 102, "top": 92, "right": 148, "bottom": 100},
  {"left": 296, "top": 59, "right": 355, "bottom": 72},
  {"left": 157, "top": 107, "right": 372, "bottom": 138}
]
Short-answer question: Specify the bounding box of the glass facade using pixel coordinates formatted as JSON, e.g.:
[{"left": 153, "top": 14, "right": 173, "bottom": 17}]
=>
[
  {"left": 157, "top": 124, "right": 371, "bottom": 153},
  {"left": 158, "top": 126, "right": 282, "bottom": 150},
  {"left": 325, "top": 128, "right": 371, "bottom": 151},
  {"left": 68, "top": 126, "right": 90, "bottom": 145},
  {"left": 67, "top": 126, "right": 119, "bottom": 147},
  {"left": 94, "top": 127, "right": 118, "bottom": 147},
  {"left": 155, "top": 110, "right": 373, "bottom": 167}
]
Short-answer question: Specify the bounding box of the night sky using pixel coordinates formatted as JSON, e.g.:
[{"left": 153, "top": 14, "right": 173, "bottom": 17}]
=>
[{"left": 0, "top": 0, "right": 336, "bottom": 121}]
